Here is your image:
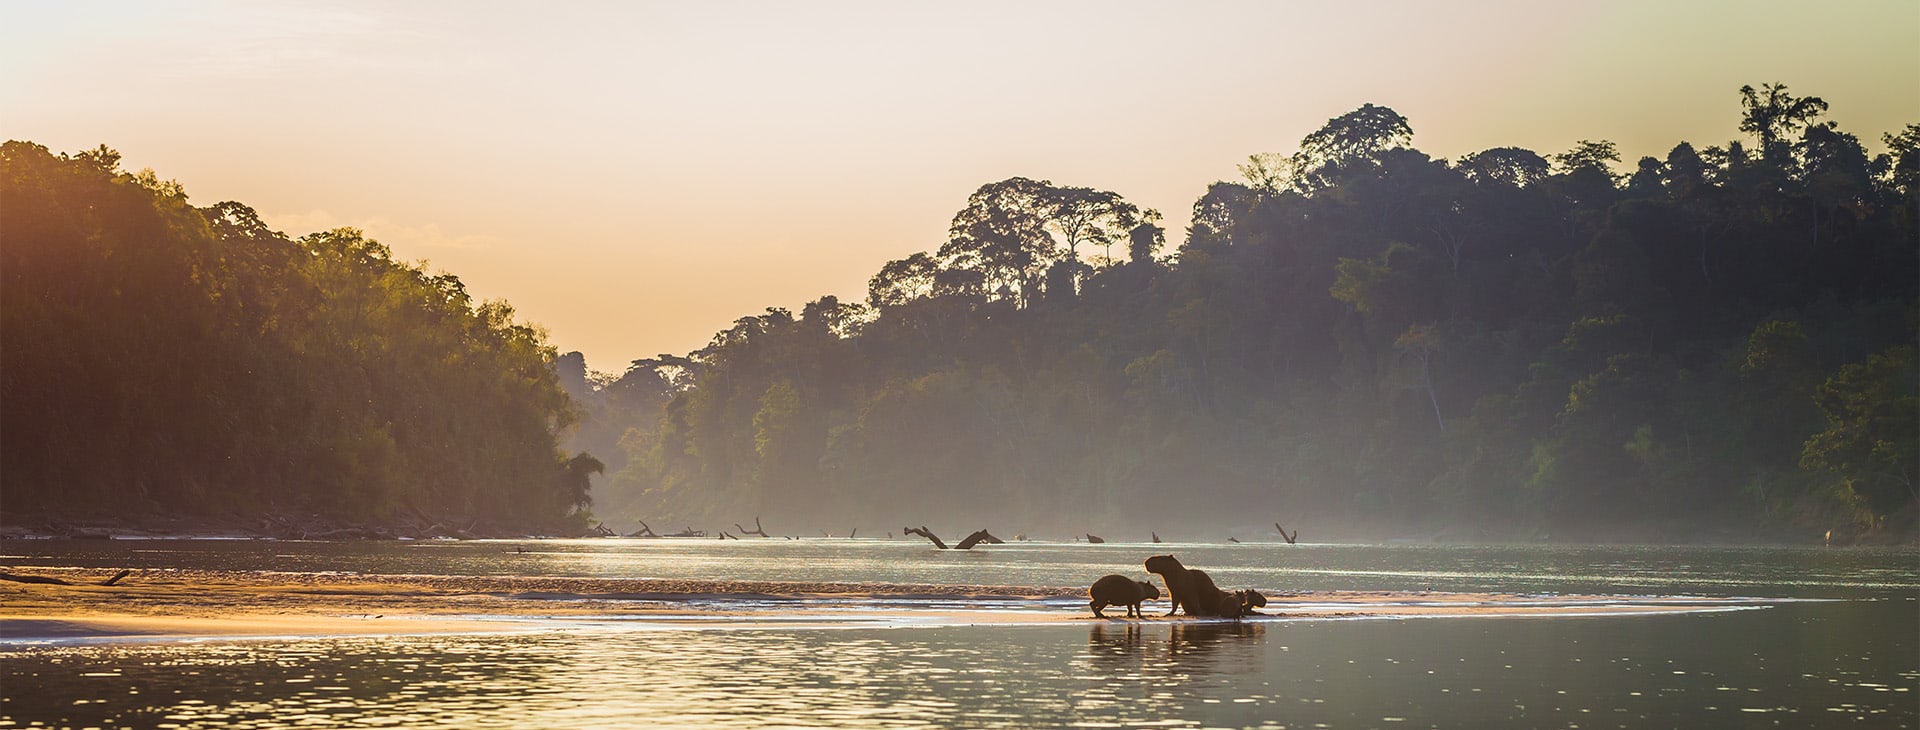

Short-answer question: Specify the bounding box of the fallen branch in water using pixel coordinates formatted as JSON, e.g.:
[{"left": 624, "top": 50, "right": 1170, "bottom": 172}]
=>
[
  {"left": 1274, "top": 523, "right": 1299, "bottom": 544},
  {"left": 735, "top": 517, "right": 770, "bottom": 537},
  {"left": 905, "top": 526, "right": 1004, "bottom": 550},
  {"left": 0, "top": 572, "right": 70, "bottom": 585},
  {"left": 954, "top": 530, "right": 1002, "bottom": 550},
  {"left": 0, "top": 569, "right": 132, "bottom": 586},
  {"left": 904, "top": 525, "right": 949, "bottom": 549}
]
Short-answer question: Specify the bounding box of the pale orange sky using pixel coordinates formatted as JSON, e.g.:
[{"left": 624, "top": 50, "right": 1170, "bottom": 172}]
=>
[{"left": 5, "top": 1, "right": 1916, "bottom": 371}]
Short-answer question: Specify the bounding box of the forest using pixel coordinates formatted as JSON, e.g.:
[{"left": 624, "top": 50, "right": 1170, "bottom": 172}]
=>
[
  {"left": 567, "top": 84, "right": 1917, "bottom": 543},
  {"left": 3, "top": 83, "right": 1913, "bottom": 543},
  {"left": 1, "top": 141, "right": 600, "bottom": 536}
]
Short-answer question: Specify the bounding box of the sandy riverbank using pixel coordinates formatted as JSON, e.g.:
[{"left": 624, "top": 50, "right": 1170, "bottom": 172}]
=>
[{"left": 0, "top": 567, "right": 1768, "bottom": 643}]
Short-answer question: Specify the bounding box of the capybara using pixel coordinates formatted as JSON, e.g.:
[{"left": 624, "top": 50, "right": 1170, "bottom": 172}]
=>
[
  {"left": 1239, "top": 589, "right": 1268, "bottom": 614},
  {"left": 1148, "top": 555, "right": 1259, "bottom": 618},
  {"left": 1146, "top": 554, "right": 1233, "bottom": 617},
  {"left": 1144, "top": 554, "right": 1195, "bottom": 616},
  {"left": 1089, "top": 574, "right": 1159, "bottom": 618},
  {"left": 1187, "top": 568, "right": 1241, "bottom": 618}
]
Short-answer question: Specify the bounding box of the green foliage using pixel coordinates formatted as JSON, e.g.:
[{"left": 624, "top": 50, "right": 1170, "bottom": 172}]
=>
[
  {"left": 1800, "top": 347, "right": 1918, "bottom": 528},
  {"left": 580, "top": 88, "right": 1915, "bottom": 540},
  {"left": 1, "top": 141, "right": 592, "bottom": 533},
  {"left": 1738, "top": 83, "right": 1829, "bottom": 163},
  {"left": 1293, "top": 103, "right": 1415, "bottom": 190},
  {"left": 1458, "top": 147, "right": 1551, "bottom": 188}
]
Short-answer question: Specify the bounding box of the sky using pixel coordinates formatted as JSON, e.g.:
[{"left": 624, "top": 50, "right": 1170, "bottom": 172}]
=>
[{"left": 5, "top": 0, "right": 1917, "bottom": 372}]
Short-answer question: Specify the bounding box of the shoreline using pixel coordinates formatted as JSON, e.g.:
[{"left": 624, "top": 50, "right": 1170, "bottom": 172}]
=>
[{"left": 1, "top": 567, "right": 1779, "bottom": 644}]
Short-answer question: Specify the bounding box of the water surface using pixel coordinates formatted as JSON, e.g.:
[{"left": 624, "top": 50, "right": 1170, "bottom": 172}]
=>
[{"left": 3, "top": 539, "right": 1914, "bottom": 728}]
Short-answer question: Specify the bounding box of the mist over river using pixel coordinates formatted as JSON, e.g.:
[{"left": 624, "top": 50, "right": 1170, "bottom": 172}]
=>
[{"left": 3, "top": 539, "right": 1914, "bottom": 728}]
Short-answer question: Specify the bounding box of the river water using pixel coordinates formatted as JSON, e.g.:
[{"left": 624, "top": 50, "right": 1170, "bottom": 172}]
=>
[{"left": 3, "top": 539, "right": 1914, "bottom": 728}]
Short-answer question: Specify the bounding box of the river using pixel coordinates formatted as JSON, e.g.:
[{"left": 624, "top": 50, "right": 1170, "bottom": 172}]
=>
[{"left": 3, "top": 538, "right": 1914, "bottom": 728}]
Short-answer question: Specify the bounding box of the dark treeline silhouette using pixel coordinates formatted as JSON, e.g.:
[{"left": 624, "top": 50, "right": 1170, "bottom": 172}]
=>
[
  {"left": 571, "top": 85, "right": 1917, "bottom": 543},
  {"left": 1, "top": 141, "right": 599, "bottom": 535}
]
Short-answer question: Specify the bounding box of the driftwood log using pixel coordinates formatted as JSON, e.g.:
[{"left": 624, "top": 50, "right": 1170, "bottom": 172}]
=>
[
  {"left": 0, "top": 572, "right": 70, "bottom": 585},
  {"left": 905, "top": 527, "right": 1004, "bottom": 550},
  {"left": 954, "top": 529, "right": 1002, "bottom": 549},
  {"left": 904, "top": 526, "right": 949, "bottom": 549},
  {"left": 735, "top": 517, "right": 770, "bottom": 537},
  {"left": 629, "top": 521, "right": 661, "bottom": 538},
  {"left": 1274, "top": 523, "right": 1299, "bottom": 544},
  {"left": 0, "top": 569, "right": 132, "bottom": 586}
]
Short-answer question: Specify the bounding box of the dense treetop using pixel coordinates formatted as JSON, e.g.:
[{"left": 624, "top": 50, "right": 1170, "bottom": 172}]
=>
[
  {"left": 4, "top": 82, "right": 1912, "bottom": 543},
  {"left": 2, "top": 141, "right": 598, "bottom": 534},
  {"left": 571, "top": 84, "right": 1916, "bottom": 543}
]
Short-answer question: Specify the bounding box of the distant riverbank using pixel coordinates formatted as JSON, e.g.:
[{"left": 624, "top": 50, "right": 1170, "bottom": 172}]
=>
[{"left": 0, "top": 511, "right": 609, "bottom": 542}]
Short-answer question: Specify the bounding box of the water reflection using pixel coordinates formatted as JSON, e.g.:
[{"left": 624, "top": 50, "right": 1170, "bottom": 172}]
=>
[
  {"left": 5, "top": 541, "right": 1915, "bottom": 728},
  {"left": 4, "top": 601, "right": 1914, "bottom": 729},
  {"left": 1085, "top": 621, "right": 1269, "bottom": 681}
]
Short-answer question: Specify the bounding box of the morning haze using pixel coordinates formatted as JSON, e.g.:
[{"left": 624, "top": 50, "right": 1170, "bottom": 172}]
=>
[
  {"left": 3, "top": 0, "right": 1918, "bottom": 541},
  {"left": 5, "top": 1, "right": 1914, "bottom": 368},
  {"left": 4, "top": 5, "right": 1918, "bottom": 728}
]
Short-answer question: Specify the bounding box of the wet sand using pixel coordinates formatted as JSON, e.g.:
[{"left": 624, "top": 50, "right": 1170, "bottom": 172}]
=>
[{"left": 0, "top": 567, "right": 1769, "bottom": 643}]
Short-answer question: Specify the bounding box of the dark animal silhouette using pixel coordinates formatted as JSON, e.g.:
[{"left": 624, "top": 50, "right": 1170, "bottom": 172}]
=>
[
  {"left": 1186, "top": 568, "right": 1244, "bottom": 618},
  {"left": 1146, "top": 554, "right": 1225, "bottom": 617},
  {"left": 1238, "top": 589, "right": 1268, "bottom": 614},
  {"left": 1147, "top": 554, "right": 1262, "bottom": 618},
  {"left": 1088, "top": 574, "right": 1159, "bottom": 618}
]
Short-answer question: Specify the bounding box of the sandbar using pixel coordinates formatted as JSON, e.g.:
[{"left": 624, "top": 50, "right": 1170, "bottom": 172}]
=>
[{"left": 0, "top": 567, "right": 1771, "bottom": 643}]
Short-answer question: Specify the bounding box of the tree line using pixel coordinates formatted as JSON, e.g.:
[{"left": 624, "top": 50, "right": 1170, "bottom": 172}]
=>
[
  {"left": 2, "top": 141, "right": 599, "bottom": 535},
  {"left": 571, "top": 84, "right": 1917, "bottom": 543}
]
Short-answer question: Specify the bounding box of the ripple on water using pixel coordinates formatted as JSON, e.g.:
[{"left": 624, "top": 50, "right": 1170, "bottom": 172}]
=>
[{"left": 3, "top": 543, "right": 1913, "bottom": 728}]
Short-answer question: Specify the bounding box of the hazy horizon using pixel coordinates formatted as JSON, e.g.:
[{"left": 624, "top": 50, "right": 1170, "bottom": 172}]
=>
[{"left": 6, "top": 0, "right": 1916, "bottom": 370}]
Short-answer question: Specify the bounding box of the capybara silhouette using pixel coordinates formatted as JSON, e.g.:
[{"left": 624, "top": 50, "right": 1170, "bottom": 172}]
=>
[{"left": 1089, "top": 574, "right": 1159, "bottom": 618}]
